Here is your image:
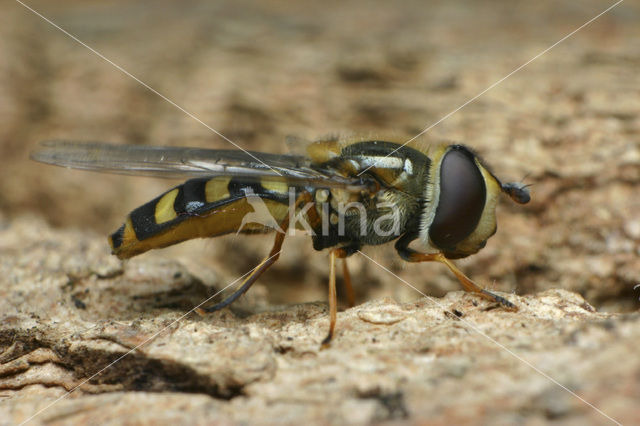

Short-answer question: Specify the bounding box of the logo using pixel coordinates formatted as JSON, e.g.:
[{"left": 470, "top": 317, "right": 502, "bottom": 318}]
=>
[
  {"left": 237, "top": 188, "right": 285, "bottom": 234},
  {"left": 236, "top": 188, "right": 402, "bottom": 238}
]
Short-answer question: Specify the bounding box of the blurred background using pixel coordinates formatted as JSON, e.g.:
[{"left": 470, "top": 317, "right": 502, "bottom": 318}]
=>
[{"left": 1, "top": 0, "right": 638, "bottom": 312}]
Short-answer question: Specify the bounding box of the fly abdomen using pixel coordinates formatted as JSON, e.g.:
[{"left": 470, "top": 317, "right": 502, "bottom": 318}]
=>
[{"left": 109, "top": 176, "right": 292, "bottom": 258}]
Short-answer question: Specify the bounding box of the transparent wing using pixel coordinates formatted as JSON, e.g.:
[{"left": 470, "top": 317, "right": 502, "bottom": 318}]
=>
[{"left": 31, "top": 140, "right": 369, "bottom": 190}]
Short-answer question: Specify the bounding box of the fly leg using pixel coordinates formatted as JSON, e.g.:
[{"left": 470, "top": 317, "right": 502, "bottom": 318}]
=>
[
  {"left": 197, "top": 229, "right": 287, "bottom": 313},
  {"left": 197, "top": 222, "right": 287, "bottom": 314},
  {"left": 410, "top": 252, "right": 515, "bottom": 310},
  {"left": 321, "top": 247, "right": 351, "bottom": 347},
  {"left": 197, "top": 190, "right": 312, "bottom": 314},
  {"left": 342, "top": 258, "right": 356, "bottom": 308},
  {"left": 395, "top": 234, "right": 516, "bottom": 310}
]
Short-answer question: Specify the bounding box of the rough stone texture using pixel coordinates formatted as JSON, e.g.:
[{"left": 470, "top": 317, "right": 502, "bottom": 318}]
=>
[
  {"left": 2, "top": 216, "right": 639, "bottom": 425},
  {"left": 1, "top": 0, "right": 639, "bottom": 424}
]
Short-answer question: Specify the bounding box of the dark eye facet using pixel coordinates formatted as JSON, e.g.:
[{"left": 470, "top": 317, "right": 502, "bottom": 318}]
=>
[{"left": 429, "top": 147, "right": 486, "bottom": 249}]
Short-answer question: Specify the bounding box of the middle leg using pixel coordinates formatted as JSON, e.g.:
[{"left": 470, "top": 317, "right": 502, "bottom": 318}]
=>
[
  {"left": 321, "top": 247, "right": 350, "bottom": 346},
  {"left": 342, "top": 258, "right": 356, "bottom": 308}
]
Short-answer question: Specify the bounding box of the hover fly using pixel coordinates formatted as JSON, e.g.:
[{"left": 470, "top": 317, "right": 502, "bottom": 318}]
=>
[{"left": 32, "top": 138, "right": 530, "bottom": 344}]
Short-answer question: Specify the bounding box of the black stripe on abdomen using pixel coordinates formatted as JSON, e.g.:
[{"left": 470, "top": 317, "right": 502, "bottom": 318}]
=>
[
  {"left": 173, "top": 177, "right": 208, "bottom": 215},
  {"left": 129, "top": 196, "right": 161, "bottom": 241}
]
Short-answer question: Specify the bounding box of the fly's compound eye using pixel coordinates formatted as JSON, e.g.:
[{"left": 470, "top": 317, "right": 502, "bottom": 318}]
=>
[{"left": 429, "top": 147, "right": 486, "bottom": 249}]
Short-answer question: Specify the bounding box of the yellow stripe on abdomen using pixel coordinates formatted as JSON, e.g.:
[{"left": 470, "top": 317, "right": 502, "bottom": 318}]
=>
[
  {"left": 260, "top": 179, "right": 289, "bottom": 194},
  {"left": 205, "top": 177, "right": 231, "bottom": 202},
  {"left": 154, "top": 188, "right": 179, "bottom": 224}
]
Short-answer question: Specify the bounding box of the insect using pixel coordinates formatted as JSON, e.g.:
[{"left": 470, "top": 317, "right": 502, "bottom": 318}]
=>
[{"left": 32, "top": 138, "right": 530, "bottom": 344}]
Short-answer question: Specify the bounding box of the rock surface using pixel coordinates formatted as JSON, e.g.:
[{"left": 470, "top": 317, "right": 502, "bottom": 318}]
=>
[
  {"left": 1, "top": 216, "right": 639, "bottom": 425},
  {"left": 1, "top": 0, "right": 639, "bottom": 424}
]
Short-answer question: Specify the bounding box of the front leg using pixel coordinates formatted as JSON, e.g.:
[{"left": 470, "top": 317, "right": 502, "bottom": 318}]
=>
[{"left": 395, "top": 233, "right": 517, "bottom": 310}]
